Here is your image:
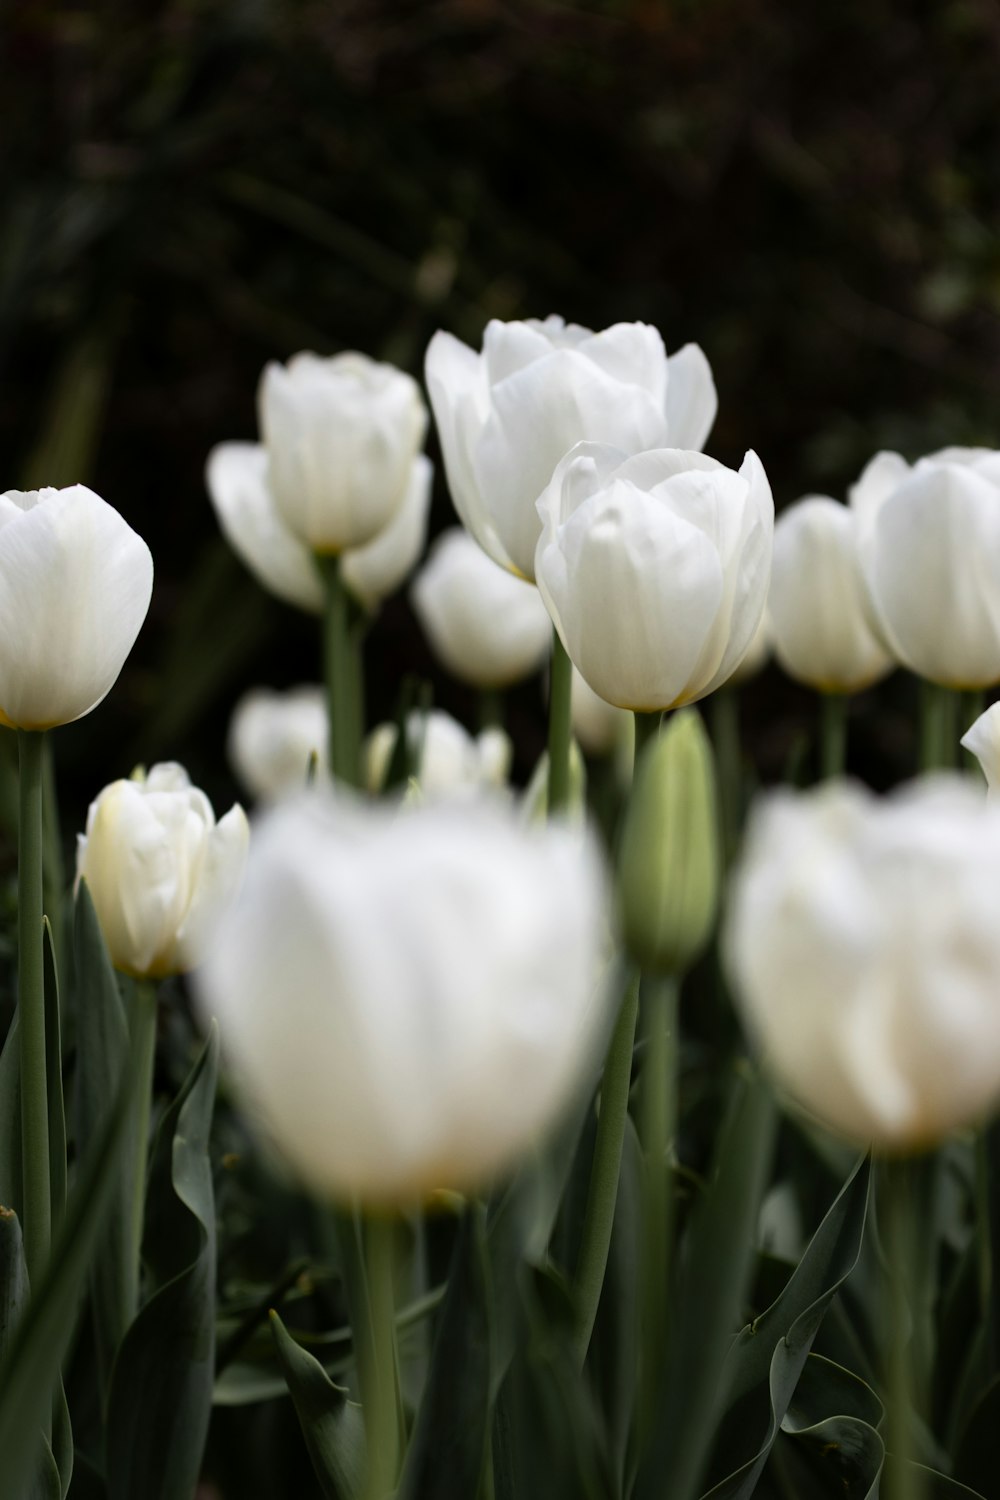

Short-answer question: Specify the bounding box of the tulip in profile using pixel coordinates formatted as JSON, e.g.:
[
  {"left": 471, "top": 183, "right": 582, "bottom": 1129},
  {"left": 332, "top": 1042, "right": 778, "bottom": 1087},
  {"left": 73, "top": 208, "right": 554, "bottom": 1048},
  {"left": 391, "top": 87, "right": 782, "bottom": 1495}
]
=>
[
  {"left": 77, "top": 763, "right": 249, "bottom": 978},
  {"left": 228, "top": 686, "right": 329, "bottom": 802},
  {"left": 961, "top": 702, "right": 1000, "bottom": 800},
  {"left": 196, "top": 793, "right": 609, "bottom": 1203},
  {"left": 726, "top": 775, "right": 1000, "bottom": 1148}
]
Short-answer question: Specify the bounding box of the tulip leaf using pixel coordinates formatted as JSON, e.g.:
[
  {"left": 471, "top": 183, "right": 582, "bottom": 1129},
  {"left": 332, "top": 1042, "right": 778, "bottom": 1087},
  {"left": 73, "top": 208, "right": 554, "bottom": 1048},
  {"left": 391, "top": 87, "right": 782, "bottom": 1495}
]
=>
[
  {"left": 105, "top": 1025, "right": 219, "bottom": 1500},
  {"left": 73, "top": 879, "right": 132, "bottom": 1399},
  {"left": 0, "top": 1012, "right": 22, "bottom": 1216},
  {"left": 269, "top": 1308, "right": 366, "bottom": 1500},
  {"left": 43, "top": 918, "right": 66, "bottom": 1239},
  {"left": 591, "top": 1112, "right": 642, "bottom": 1495},
  {"left": 953, "top": 1372, "right": 1000, "bottom": 1496},
  {"left": 397, "top": 1205, "right": 492, "bottom": 1500}
]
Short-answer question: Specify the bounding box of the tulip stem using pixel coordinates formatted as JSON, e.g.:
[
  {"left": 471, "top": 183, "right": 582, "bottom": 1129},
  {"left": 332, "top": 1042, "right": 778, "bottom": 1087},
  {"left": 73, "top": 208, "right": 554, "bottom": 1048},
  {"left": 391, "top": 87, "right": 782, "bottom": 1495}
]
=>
[
  {"left": 479, "top": 688, "right": 504, "bottom": 731},
  {"left": 640, "top": 971, "right": 679, "bottom": 1426},
  {"left": 711, "top": 689, "right": 742, "bottom": 865},
  {"left": 634, "top": 708, "right": 662, "bottom": 763},
  {"left": 819, "top": 693, "right": 848, "bottom": 780},
  {"left": 573, "top": 966, "right": 640, "bottom": 1365},
  {"left": 17, "top": 728, "right": 50, "bottom": 1285},
  {"left": 919, "top": 682, "right": 958, "bottom": 772},
  {"left": 881, "top": 1159, "right": 928, "bottom": 1500},
  {"left": 125, "top": 978, "right": 158, "bottom": 1322},
  {"left": 319, "top": 555, "right": 362, "bottom": 787},
  {"left": 362, "top": 1215, "right": 402, "bottom": 1500},
  {"left": 547, "top": 631, "right": 573, "bottom": 815}
]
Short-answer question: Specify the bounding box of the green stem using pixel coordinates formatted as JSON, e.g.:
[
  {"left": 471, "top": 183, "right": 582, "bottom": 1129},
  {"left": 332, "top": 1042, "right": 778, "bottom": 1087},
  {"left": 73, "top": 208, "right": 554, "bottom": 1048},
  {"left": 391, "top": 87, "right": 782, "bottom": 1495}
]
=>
[
  {"left": 640, "top": 971, "right": 679, "bottom": 1425},
  {"left": 547, "top": 631, "right": 573, "bottom": 816},
  {"left": 633, "top": 708, "right": 662, "bottom": 764},
  {"left": 125, "top": 979, "right": 158, "bottom": 1322},
  {"left": 319, "top": 555, "right": 362, "bottom": 787},
  {"left": 881, "top": 1160, "right": 927, "bottom": 1500},
  {"left": 479, "top": 688, "right": 504, "bottom": 732},
  {"left": 710, "top": 689, "right": 741, "bottom": 865},
  {"left": 41, "top": 737, "right": 65, "bottom": 978},
  {"left": 919, "top": 682, "right": 958, "bottom": 773},
  {"left": 363, "top": 1215, "right": 401, "bottom": 1500},
  {"left": 18, "top": 728, "right": 49, "bottom": 1284},
  {"left": 819, "top": 693, "right": 848, "bottom": 780},
  {"left": 573, "top": 967, "right": 640, "bottom": 1365}
]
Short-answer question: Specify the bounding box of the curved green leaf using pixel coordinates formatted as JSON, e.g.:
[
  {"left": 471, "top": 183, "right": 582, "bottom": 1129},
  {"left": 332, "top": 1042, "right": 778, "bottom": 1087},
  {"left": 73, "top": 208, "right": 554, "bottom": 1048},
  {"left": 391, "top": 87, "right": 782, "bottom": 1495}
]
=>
[
  {"left": 0, "top": 1013, "right": 22, "bottom": 1216},
  {"left": 270, "top": 1309, "right": 365, "bottom": 1500}
]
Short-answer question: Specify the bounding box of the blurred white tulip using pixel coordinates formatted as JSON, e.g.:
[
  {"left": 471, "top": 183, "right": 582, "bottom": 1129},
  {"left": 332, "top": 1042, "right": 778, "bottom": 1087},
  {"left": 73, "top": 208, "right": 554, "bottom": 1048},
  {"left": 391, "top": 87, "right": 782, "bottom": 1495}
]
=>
[
  {"left": 726, "top": 775, "right": 1000, "bottom": 1148},
  {"left": 535, "top": 445, "right": 773, "bottom": 711},
  {"left": 961, "top": 702, "right": 1000, "bottom": 799},
  {"left": 228, "top": 686, "right": 329, "bottom": 802},
  {"left": 0, "top": 486, "right": 152, "bottom": 730},
  {"left": 410, "top": 528, "right": 552, "bottom": 688},
  {"left": 365, "top": 709, "right": 512, "bottom": 799},
  {"left": 259, "top": 351, "right": 427, "bottom": 553},
  {"left": 770, "top": 496, "right": 893, "bottom": 693},
  {"left": 340, "top": 454, "right": 433, "bottom": 610},
  {"left": 726, "top": 609, "right": 771, "bottom": 686},
  {"left": 77, "top": 763, "right": 249, "bottom": 979},
  {"left": 425, "top": 315, "right": 716, "bottom": 580},
  {"left": 196, "top": 793, "right": 610, "bottom": 1203},
  {"left": 570, "top": 668, "right": 631, "bottom": 758}
]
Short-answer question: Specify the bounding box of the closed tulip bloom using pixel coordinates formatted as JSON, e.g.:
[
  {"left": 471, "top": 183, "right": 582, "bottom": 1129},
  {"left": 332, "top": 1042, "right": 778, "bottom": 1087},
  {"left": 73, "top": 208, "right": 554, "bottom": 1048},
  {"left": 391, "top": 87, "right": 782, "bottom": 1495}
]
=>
[
  {"left": 852, "top": 446, "right": 1000, "bottom": 688},
  {"left": 726, "top": 776, "right": 1000, "bottom": 1148},
  {"left": 410, "top": 528, "right": 552, "bottom": 688},
  {"left": 961, "top": 702, "right": 1000, "bottom": 800},
  {"left": 77, "top": 763, "right": 250, "bottom": 979},
  {"left": 0, "top": 486, "right": 152, "bottom": 730},
  {"left": 425, "top": 315, "right": 716, "bottom": 580},
  {"left": 196, "top": 794, "right": 609, "bottom": 1203},
  {"left": 259, "top": 352, "right": 428, "bottom": 554},
  {"left": 535, "top": 445, "right": 773, "bottom": 711},
  {"left": 228, "top": 686, "right": 329, "bottom": 802},
  {"left": 366, "top": 709, "right": 512, "bottom": 799},
  {"left": 340, "top": 454, "right": 433, "bottom": 610},
  {"left": 769, "top": 496, "right": 893, "bottom": 693}
]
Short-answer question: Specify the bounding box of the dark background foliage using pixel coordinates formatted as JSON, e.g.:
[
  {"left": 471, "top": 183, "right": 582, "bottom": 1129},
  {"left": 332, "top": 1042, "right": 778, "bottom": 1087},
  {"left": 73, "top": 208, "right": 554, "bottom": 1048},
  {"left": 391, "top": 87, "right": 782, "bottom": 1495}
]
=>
[{"left": 3, "top": 0, "right": 1000, "bottom": 816}]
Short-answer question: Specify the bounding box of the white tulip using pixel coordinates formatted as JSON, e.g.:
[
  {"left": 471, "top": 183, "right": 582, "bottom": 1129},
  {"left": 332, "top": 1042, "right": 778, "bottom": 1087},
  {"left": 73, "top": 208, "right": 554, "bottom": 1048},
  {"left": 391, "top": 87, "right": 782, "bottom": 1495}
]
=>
[
  {"left": 228, "top": 686, "right": 329, "bottom": 802},
  {"left": 852, "top": 446, "right": 1000, "bottom": 688},
  {"left": 206, "top": 443, "right": 323, "bottom": 613},
  {"left": 196, "top": 793, "right": 609, "bottom": 1202},
  {"left": 340, "top": 454, "right": 433, "bottom": 610},
  {"left": 726, "top": 776, "right": 1000, "bottom": 1148},
  {"left": 961, "top": 702, "right": 1000, "bottom": 800},
  {"left": 365, "top": 709, "right": 512, "bottom": 799},
  {"left": 534, "top": 445, "right": 773, "bottom": 712},
  {"left": 410, "top": 528, "right": 552, "bottom": 688},
  {"left": 570, "top": 668, "right": 631, "bottom": 758},
  {"left": 77, "top": 763, "right": 249, "bottom": 979},
  {"left": 425, "top": 315, "right": 716, "bottom": 580},
  {"left": 259, "top": 352, "right": 428, "bottom": 554},
  {"left": 0, "top": 486, "right": 152, "bottom": 730},
  {"left": 769, "top": 496, "right": 893, "bottom": 693}
]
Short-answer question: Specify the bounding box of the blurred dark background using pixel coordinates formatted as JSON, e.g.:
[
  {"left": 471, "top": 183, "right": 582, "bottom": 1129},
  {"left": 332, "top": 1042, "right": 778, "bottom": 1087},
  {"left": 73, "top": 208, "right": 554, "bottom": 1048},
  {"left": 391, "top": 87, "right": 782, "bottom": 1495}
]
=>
[{"left": 3, "top": 0, "right": 1000, "bottom": 826}]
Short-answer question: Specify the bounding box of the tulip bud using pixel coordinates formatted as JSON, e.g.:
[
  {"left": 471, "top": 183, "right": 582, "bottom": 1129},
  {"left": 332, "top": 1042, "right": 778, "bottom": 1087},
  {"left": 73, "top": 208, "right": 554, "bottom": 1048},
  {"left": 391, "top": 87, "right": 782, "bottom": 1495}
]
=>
[
  {"left": 961, "top": 702, "right": 1000, "bottom": 800},
  {"left": 365, "top": 709, "right": 512, "bottom": 800},
  {"left": 617, "top": 710, "right": 720, "bottom": 975},
  {"left": 521, "top": 740, "right": 588, "bottom": 825},
  {"left": 228, "top": 686, "right": 328, "bottom": 802}
]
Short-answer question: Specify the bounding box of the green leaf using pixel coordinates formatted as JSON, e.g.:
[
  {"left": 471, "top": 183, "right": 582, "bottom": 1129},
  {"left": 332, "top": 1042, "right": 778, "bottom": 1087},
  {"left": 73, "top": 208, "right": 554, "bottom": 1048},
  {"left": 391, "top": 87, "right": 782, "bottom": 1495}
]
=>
[
  {"left": 0, "top": 1012, "right": 22, "bottom": 1217},
  {"left": 43, "top": 919, "right": 66, "bottom": 1240},
  {"left": 270, "top": 1309, "right": 366, "bottom": 1500},
  {"left": 591, "top": 1112, "right": 642, "bottom": 1496},
  {"left": 398, "top": 1206, "right": 492, "bottom": 1500},
  {"left": 106, "top": 1026, "right": 220, "bottom": 1500},
  {"left": 0, "top": 1205, "right": 29, "bottom": 1365},
  {"left": 954, "top": 1372, "right": 1000, "bottom": 1496}
]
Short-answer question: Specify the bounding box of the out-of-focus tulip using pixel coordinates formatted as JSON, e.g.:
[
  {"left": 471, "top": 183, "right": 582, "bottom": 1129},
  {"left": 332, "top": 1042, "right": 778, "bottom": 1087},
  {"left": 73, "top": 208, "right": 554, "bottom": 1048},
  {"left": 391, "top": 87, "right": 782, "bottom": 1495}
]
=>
[
  {"left": 961, "top": 702, "right": 1000, "bottom": 800},
  {"left": 618, "top": 710, "right": 719, "bottom": 975},
  {"left": 521, "top": 740, "right": 588, "bottom": 825},
  {"left": 852, "top": 446, "right": 1000, "bottom": 688},
  {"left": 340, "top": 455, "right": 433, "bottom": 610},
  {"left": 259, "top": 352, "right": 427, "bottom": 554},
  {"left": 0, "top": 486, "right": 153, "bottom": 730},
  {"left": 410, "top": 528, "right": 552, "bottom": 688},
  {"left": 769, "top": 496, "right": 893, "bottom": 693},
  {"left": 726, "top": 609, "right": 771, "bottom": 687},
  {"left": 228, "top": 686, "right": 328, "bottom": 802},
  {"left": 570, "top": 667, "right": 631, "bottom": 758},
  {"left": 196, "top": 794, "right": 610, "bottom": 1203},
  {"left": 425, "top": 316, "right": 716, "bottom": 580},
  {"left": 77, "top": 763, "right": 249, "bottom": 979},
  {"left": 726, "top": 776, "right": 1000, "bottom": 1148},
  {"left": 534, "top": 445, "right": 773, "bottom": 712},
  {"left": 365, "top": 709, "right": 511, "bottom": 799}
]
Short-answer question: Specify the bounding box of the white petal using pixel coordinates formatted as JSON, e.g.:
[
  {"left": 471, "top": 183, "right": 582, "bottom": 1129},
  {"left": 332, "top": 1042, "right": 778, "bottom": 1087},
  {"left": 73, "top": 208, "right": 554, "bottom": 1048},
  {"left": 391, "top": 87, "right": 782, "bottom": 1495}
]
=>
[
  {"left": 663, "top": 343, "right": 717, "bottom": 450},
  {"left": 341, "top": 454, "right": 433, "bottom": 609},
  {"left": 170, "top": 803, "right": 250, "bottom": 971},
  {"left": 206, "top": 442, "right": 323, "bottom": 613}
]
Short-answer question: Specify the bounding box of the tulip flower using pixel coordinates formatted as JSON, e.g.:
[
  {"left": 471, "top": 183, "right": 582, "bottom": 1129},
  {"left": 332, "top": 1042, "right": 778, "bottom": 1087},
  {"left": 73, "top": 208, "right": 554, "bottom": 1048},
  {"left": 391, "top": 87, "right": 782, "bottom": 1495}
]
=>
[
  {"left": 77, "top": 763, "right": 249, "bottom": 979},
  {"left": 410, "top": 528, "right": 552, "bottom": 689},
  {"left": 365, "top": 709, "right": 512, "bottom": 799},
  {"left": 0, "top": 485, "right": 153, "bottom": 729},
  {"left": 228, "top": 686, "right": 329, "bottom": 802},
  {"left": 852, "top": 446, "right": 1000, "bottom": 688},
  {"left": 534, "top": 445, "right": 773, "bottom": 711},
  {"left": 259, "top": 351, "right": 428, "bottom": 554},
  {"left": 727, "top": 609, "right": 771, "bottom": 686},
  {"left": 961, "top": 702, "right": 1000, "bottom": 800},
  {"left": 726, "top": 775, "right": 1000, "bottom": 1147},
  {"left": 425, "top": 315, "right": 716, "bottom": 580},
  {"left": 196, "top": 793, "right": 609, "bottom": 1203},
  {"left": 339, "top": 455, "right": 433, "bottom": 610},
  {"left": 769, "top": 496, "right": 893, "bottom": 693}
]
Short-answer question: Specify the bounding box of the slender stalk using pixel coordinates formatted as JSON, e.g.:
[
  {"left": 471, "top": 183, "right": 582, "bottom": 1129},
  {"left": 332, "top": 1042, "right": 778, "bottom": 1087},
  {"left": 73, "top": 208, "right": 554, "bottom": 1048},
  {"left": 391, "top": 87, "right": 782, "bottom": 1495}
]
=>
[
  {"left": 41, "top": 737, "right": 65, "bottom": 975},
  {"left": 547, "top": 631, "right": 573, "bottom": 815},
  {"left": 363, "top": 1215, "right": 401, "bottom": 1500},
  {"left": 881, "top": 1160, "right": 927, "bottom": 1500},
  {"left": 319, "top": 555, "right": 362, "bottom": 787},
  {"left": 479, "top": 688, "right": 504, "bottom": 732},
  {"left": 573, "top": 967, "right": 641, "bottom": 1364},
  {"left": 710, "top": 689, "right": 741, "bottom": 865},
  {"left": 640, "top": 971, "right": 679, "bottom": 1425},
  {"left": 919, "top": 682, "right": 958, "bottom": 773},
  {"left": 819, "top": 693, "right": 848, "bottom": 780},
  {"left": 349, "top": 608, "right": 368, "bottom": 755},
  {"left": 18, "top": 728, "right": 49, "bottom": 1284},
  {"left": 125, "top": 979, "right": 158, "bottom": 1321},
  {"left": 633, "top": 708, "right": 662, "bottom": 763}
]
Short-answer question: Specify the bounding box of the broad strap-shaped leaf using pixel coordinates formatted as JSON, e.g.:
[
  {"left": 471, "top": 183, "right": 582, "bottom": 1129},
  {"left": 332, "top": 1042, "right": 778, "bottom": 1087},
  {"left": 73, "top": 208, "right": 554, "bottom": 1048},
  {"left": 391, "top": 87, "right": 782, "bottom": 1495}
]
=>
[
  {"left": 105, "top": 1026, "right": 219, "bottom": 1500},
  {"left": 0, "top": 1012, "right": 22, "bottom": 1216},
  {"left": 43, "top": 919, "right": 66, "bottom": 1242},
  {"left": 270, "top": 1309, "right": 366, "bottom": 1500}
]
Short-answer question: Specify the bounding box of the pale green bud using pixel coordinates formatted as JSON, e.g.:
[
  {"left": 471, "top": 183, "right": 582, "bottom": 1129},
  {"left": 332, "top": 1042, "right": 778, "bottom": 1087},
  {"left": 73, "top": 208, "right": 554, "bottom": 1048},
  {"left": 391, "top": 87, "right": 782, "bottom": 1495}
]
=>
[
  {"left": 618, "top": 709, "right": 720, "bottom": 975},
  {"left": 521, "top": 741, "right": 587, "bottom": 825}
]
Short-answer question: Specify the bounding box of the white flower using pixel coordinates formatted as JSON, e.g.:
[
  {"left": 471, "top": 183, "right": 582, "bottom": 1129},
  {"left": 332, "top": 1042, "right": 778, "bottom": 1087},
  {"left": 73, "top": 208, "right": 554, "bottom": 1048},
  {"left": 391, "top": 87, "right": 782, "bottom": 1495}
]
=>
[
  {"left": 534, "top": 445, "right": 773, "bottom": 712},
  {"left": 852, "top": 446, "right": 1000, "bottom": 688},
  {"left": 77, "top": 763, "right": 249, "bottom": 979},
  {"left": 206, "top": 443, "right": 323, "bottom": 613},
  {"left": 425, "top": 315, "right": 716, "bottom": 580},
  {"left": 196, "top": 793, "right": 610, "bottom": 1203},
  {"left": 410, "top": 528, "right": 552, "bottom": 688},
  {"left": 340, "top": 454, "right": 433, "bottom": 610},
  {"left": 961, "top": 702, "right": 1000, "bottom": 800},
  {"left": 727, "top": 609, "right": 771, "bottom": 686},
  {"left": 259, "top": 352, "right": 427, "bottom": 554},
  {"left": 769, "top": 496, "right": 893, "bottom": 693},
  {"left": 0, "top": 486, "right": 153, "bottom": 730},
  {"left": 365, "top": 709, "right": 512, "bottom": 799},
  {"left": 228, "top": 686, "right": 329, "bottom": 802},
  {"left": 726, "top": 775, "right": 1000, "bottom": 1148}
]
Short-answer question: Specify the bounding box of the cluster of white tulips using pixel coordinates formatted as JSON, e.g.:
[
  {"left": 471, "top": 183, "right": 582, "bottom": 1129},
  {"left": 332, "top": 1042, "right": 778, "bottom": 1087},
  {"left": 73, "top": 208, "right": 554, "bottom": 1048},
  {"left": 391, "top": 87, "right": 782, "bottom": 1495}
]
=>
[{"left": 5, "top": 310, "right": 1000, "bottom": 1500}]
